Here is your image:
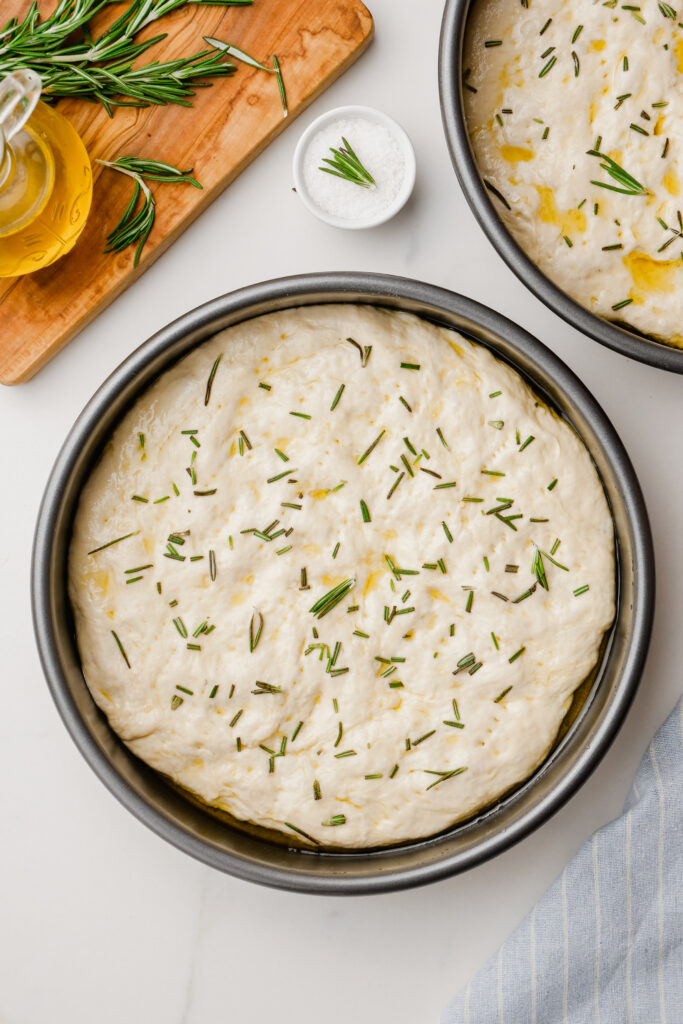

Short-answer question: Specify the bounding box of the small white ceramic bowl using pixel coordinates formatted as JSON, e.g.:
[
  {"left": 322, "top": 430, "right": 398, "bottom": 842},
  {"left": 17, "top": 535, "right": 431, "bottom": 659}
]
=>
[{"left": 292, "top": 104, "right": 416, "bottom": 229}]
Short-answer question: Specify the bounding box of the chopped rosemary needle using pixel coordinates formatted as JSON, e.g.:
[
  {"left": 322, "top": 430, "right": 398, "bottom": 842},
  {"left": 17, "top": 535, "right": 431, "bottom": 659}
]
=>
[
  {"left": 204, "top": 354, "right": 222, "bottom": 406},
  {"left": 424, "top": 767, "right": 467, "bottom": 791},
  {"left": 88, "top": 531, "right": 139, "bottom": 556},
  {"left": 330, "top": 384, "right": 345, "bottom": 411},
  {"left": 251, "top": 680, "right": 282, "bottom": 695},
  {"left": 111, "top": 630, "right": 131, "bottom": 669},
  {"left": 249, "top": 609, "right": 264, "bottom": 652},
  {"left": 358, "top": 429, "right": 385, "bottom": 465},
  {"left": 310, "top": 578, "right": 356, "bottom": 619},
  {"left": 283, "top": 822, "right": 320, "bottom": 844}
]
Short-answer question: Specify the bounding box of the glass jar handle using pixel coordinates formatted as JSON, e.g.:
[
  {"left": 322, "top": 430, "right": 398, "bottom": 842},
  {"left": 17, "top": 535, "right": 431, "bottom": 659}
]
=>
[{"left": 0, "top": 69, "right": 42, "bottom": 176}]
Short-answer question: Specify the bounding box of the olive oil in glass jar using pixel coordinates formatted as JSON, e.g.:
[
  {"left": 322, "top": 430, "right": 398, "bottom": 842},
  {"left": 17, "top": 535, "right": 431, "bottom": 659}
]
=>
[{"left": 0, "top": 69, "right": 92, "bottom": 277}]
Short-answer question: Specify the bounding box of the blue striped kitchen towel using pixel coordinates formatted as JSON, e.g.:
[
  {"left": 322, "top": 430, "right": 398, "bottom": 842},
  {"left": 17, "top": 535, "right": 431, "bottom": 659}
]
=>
[{"left": 442, "top": 699, "right": 682, "bottom": 1024}]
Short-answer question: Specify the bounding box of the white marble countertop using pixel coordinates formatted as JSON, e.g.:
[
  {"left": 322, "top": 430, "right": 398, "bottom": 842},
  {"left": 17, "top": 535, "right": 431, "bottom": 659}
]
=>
[{"left": 1, "top": 2, "right": 681, "bottom": 1021}]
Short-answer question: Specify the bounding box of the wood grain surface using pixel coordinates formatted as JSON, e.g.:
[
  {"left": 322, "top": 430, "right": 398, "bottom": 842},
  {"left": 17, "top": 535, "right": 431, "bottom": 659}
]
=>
[{"left": 0, "top": 0, "right": 373, "bottom": 384}]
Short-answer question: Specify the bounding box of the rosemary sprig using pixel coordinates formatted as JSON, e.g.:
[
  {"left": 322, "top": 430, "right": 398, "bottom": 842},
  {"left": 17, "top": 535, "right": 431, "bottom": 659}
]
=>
[
  {"left": 204, "top": 37, "right": 287, "bottom": 116},
  {"left": 0, "top": 1, "right": 244, "bottom": 114},
  {"left": 587, "top": 150, "right": 648, "bottom": 196},
  {"left": 98, "top": 157, "right": 202, "bottom": 266},
  {"left": 319, "top": 137, "right": 376, "bottom": 189}
]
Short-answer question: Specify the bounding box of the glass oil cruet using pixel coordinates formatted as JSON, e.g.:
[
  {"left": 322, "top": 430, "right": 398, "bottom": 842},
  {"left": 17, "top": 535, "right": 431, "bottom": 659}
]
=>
[{"left": 0, "top": 69, "right": 93, "bottom": 278}]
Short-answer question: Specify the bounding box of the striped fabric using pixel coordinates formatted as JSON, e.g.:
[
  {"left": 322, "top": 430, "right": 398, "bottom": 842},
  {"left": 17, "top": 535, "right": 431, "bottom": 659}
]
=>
[{"left": 442, "top": 700, "right": 682, "bottom": 1024}]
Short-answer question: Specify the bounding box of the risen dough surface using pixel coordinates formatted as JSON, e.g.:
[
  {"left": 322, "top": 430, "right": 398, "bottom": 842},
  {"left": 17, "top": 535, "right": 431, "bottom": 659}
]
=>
[
  {"left": 69, "top": 306, "right": 615, "bottom": 848},
  {"left": 465, "top": 0, "right": 683, "bottom": 347}
]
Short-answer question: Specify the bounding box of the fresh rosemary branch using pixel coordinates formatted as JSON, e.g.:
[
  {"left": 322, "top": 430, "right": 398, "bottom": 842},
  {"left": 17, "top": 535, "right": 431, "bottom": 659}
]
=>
[
  {"left": 0, "top": 0, "right": 247, "bottom": 114},
  {"left": 319, "top": 137, "right": 376, "bottom": 189},
  {"left": 98, "top": 156, "right": 202, "bottom": 265},
  {"left": 204, "top": 37, "right": 288, "bottom": 116},
  {"left": 587, "top": 149, "right": 648, "bottom": 196}
]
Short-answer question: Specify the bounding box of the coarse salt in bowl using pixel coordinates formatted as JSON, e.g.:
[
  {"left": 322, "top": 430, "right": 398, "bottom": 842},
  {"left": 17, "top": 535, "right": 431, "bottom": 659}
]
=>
[{"left": 292, "top": 105, "right": 416, "bottom": 229}]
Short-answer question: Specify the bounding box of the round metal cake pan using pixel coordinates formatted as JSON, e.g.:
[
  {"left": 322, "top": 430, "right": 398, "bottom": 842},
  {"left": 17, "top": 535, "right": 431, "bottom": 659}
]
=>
[
  {"left": 439, "top": 0, "right": 683, "bottom": 375},
  {"left": 32, "top": 272, "right": 654, "bottom": 894}
]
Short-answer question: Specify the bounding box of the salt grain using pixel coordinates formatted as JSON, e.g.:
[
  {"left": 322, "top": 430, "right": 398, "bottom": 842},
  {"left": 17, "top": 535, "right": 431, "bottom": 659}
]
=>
[{"left": 302, "top": 116, "right": 407, "bottom": 223}]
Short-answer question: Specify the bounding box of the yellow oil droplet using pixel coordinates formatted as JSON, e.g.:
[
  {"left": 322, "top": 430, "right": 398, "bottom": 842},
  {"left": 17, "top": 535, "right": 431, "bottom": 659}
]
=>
[
  {"left": 500, "top": 145, "right": 534, "bottom": 163},
  {"left": 99, "top": 690, "right": 112, "bottom": 702},
  {"left": 243, "top": 573, "right": 254, "bottom": 585},
  {"left": 87, "top": 569, "right": 109, "bottom": 596},
  {"left": 303, "top": 542, "right": 322, "bottom": 557},
  {"left": 229, "top": 439, "right": 236, "bottom": 456},
  {"left": 535, "top": 186, "right": 587, "bottom": 236},
  {"left": 391, "top": 698, "right": 403, "bottom": 710},
  {"left": 663, "top": 168, "right": 680, "bottom": 196},
  {"left": 589, "top": 39, "right": 606, "bottom": 51},
  {"left": 106, "top": 609, "right": 115, "bottom": 620},
  {"left": 322, "top": 572, "right": 344, "bottom": 586},
  {"left": 624, "top": 251, "right": 681, "bottom": 296},
  {"left": 363, "top": 571, "right": 383, "bottom": 597},
  {"left": 238, "top": 397, "right": 251, "bottom": 409},
  {"left": 143, "top": 535, "right": 154, "bottom": 555},
  {"left": 310, "top": 489, "right": 329, "bottom": 500},
  {"left": 654, "top": 114, "right": 666, "bottom": 136},
  {"left": 676, "top": 38, "right": 683, "bottom": 72},
  {"left": 429, "top": 588, "right": 451, "bottom": 603},
  {"left": 384, "top": 528, "right": 398, "bottom": 541},
  {"left": 230, "top": 591, "right": 247, "bottom": 606},
  {"left": 447, "top": 339, "right": 464, "bottom": 358}
]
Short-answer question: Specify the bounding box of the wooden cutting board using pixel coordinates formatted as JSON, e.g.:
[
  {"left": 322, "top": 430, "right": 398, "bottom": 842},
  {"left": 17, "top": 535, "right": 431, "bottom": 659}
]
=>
[{"left": 0, "top": 0, "right": 373, "bottom": 384}]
